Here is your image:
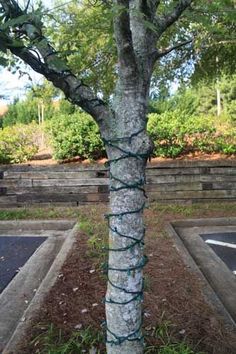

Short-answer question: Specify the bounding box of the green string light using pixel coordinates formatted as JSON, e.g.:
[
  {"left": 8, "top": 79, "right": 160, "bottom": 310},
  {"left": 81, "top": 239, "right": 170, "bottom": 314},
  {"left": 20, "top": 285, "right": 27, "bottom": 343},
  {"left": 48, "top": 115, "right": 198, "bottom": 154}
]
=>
[
  {"left": 105, "top": 202, "right": 146, "bottom": 220},
  {"left": 105, "top": 321, "right": 144, "bottom": 346},
  {"left": 106, "top": 255, "right": 148, "bottom": 273},
  {"left": 102, "top": 223, "right": 145, "bottom": 252},
  {"left": 107, "top": 277, "right": 144, "bottom": 295},
  {"left": 105, "top": 293, "right": 143, "bottom": 305},
  {"left": 109, "top": 171, "right": 146, "bottom": 196},
  {"left": 101, "top": 127, "right": 151, "bottom": 346}
]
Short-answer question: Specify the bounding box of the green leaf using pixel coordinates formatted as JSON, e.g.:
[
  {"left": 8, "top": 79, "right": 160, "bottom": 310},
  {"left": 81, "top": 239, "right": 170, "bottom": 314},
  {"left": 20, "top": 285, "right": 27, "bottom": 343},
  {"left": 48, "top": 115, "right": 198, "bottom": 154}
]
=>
[
  {"left": 0, "top": 14, "right": 31, "bottom": 30},
  {"left": 0, "top": 57, "right": 8, "bottom": 66},
  {"left": 0, "top": 42, "right": 7, "bottom": 53},
  {"left": 0, "top": 32, "right": 8, "bottom": 53}
]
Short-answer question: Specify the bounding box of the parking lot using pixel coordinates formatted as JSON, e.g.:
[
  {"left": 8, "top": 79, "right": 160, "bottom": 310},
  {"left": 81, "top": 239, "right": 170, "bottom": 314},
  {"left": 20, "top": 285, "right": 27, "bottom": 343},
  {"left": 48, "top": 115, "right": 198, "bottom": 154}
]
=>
[{"left": 201, "top": 232, "right": 236, "bottom": 274}]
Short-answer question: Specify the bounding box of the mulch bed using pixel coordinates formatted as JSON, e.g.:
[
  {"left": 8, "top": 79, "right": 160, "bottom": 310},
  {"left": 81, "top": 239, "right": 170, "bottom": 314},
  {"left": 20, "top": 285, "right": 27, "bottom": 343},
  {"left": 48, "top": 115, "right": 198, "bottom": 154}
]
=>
[
  {"left": 16, "top": 205, "right": 236, "bottom": 353},
  {"left": 23, "top": 150, "right": 236, "bottom": 166}
]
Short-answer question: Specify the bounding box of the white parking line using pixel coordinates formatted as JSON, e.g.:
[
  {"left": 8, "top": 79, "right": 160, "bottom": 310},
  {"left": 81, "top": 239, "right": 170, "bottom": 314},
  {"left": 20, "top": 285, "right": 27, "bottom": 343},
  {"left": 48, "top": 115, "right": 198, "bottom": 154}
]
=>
[{"left": 205, "top": 239, "right": 236, "bottom": 249}]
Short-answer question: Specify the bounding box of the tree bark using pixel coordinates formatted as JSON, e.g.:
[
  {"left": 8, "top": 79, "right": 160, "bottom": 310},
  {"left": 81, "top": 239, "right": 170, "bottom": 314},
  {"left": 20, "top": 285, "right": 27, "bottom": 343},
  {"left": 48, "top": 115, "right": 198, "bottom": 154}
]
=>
[{"left": 104, "top": 83, "right": 152, "bottom": 353}]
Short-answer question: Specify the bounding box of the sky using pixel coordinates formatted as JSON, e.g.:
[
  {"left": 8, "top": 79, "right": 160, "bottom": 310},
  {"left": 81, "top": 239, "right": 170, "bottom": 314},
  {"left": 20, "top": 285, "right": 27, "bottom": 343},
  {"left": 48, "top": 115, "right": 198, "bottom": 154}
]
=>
[
  {"left": 0, "top": 68, "right": 43, "bottom": 103},
  {"left": 0, "top": 0, "right": 52, "bottom": 104}
]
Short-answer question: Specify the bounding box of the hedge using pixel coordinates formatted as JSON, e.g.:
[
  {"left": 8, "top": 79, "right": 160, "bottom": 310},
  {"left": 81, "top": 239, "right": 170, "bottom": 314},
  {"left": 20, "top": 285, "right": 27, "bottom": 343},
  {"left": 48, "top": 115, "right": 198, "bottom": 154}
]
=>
[
  {"left": 48, "top": 111, "right": 236, "bottom": 161},
  {"left": 1, "top": 111, "right": 235, "bottom": 164},
  {"left": 147, "top": 111, "right": 236, "bottom": 158}
]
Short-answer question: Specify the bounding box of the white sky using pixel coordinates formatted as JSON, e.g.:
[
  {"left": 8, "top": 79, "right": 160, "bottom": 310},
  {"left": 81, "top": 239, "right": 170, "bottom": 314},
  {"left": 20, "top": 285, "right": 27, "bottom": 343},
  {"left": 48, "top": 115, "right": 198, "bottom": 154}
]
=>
[
  {"left": 0, "top": 0, "right": 53, "bottom": 103},
  {"left": 0, "top": 68, "right": 43, "bottom": 103}
]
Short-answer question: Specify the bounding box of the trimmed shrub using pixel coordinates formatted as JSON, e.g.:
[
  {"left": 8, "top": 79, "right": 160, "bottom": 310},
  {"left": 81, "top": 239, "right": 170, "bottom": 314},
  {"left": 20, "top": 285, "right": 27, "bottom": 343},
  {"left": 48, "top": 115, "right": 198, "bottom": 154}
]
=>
[
  {"left": 48, "top": 112, "right": 106, "bottom": 160},
  {"left": 47, "top": 110, "right": 236, "bottom": 161},
  {"left": 147, "top": 111, "right": 187, "bottom": 158},
  {"left": 147, "top": 111, "right": 235, "bottom": 158},
  {"left": 0, "top": 123, "right": 39, "bottom": 164}
]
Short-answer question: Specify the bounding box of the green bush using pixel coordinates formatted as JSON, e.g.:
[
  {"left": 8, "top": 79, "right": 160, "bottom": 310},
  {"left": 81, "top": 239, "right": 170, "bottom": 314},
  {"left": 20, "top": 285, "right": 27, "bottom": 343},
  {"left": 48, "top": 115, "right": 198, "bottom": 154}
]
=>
[
  {"left": 2, "top": 98, "right": 38, "bottom": 127},
  {"left": 0, "top": 123, "right": 39, "bottom": 164},
  {"left": 48, "top": 112, "right": 106, "bottom": 160},
  {"left": 191, "top": 134, "right": 216, "bottom": 153},
  {"left": 147, "top": 112, "right": 235, "bottom": 158},
  {"left": 47, "top": 109, "right": 235, "bottom": 161},
  {"left": 215, "top": 134, "right": 236, "bottom": 154},
  {"left": 147, "top": 111, "right": 187, "bottom": 158}
]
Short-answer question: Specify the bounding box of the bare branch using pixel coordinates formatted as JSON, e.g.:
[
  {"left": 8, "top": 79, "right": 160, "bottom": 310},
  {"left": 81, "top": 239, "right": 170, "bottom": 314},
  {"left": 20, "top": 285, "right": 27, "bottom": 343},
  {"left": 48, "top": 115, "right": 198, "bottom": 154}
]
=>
[
  {"left": 155, "top": 38, "right": 193, "bottom": 60},
  {"left": 0, "top": 0, "right": 110, "bottom": 124},
  {"left": 158, "top": 0, "right": 193, "bottom": 34}
]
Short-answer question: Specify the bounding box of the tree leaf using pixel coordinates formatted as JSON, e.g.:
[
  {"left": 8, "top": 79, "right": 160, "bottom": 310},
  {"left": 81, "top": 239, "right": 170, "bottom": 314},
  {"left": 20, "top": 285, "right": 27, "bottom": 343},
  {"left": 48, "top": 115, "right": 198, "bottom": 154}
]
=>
[
  {"left": 0, "top": 56, "right": 8, "bottom": 66},
  {"left": 0, "top": 14, "right": 33, "bottom": 30}
]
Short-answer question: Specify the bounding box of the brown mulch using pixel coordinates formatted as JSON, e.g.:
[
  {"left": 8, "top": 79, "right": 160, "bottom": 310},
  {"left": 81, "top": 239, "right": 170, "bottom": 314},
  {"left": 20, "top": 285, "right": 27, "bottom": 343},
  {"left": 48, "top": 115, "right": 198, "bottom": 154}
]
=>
[
  {"left": 21, "top": 150, "right": 236, "bottom": 167},
  {"left": 17, "top": 204, "right": 236, "bottom": 354},
  {"left": 36, "top": 232, "right": 106, "bottom": 332},
  {"left": 17, "top": 231, "right": 106, "bottom": 353}
]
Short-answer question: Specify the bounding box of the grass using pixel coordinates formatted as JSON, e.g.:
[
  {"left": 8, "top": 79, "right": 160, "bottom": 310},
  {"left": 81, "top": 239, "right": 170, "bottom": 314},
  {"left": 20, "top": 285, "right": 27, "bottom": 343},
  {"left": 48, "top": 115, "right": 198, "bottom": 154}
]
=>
[
  {"left": 156, "top": 343, "right": 204, "bottom": 354},
  {"left": 31, "top": 324, "right": 104, "bottom": 354},
  {"left": 151, "top": 202, "right": 236, "bottom": 217},
  {"left": 30, "top": 322, "right": 205, "bottom": 354},
  {"left": 78, "top": 210, "right": 108, "bottom": 265},
  {"left": 144, "top": 320, "right": 205, "bottom": 354},
  {"left": 0, "top": 201, "right": 235, "bottom": 221},
  {"left": 0, "top": 207, "right": 79, "bottom": 220}
]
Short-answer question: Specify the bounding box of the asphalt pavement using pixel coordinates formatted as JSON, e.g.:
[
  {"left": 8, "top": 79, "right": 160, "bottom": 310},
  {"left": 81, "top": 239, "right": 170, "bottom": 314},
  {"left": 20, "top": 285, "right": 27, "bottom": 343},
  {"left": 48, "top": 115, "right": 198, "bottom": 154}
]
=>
[
  {"left": 201, "top": 232, "right": 236, "bottom": 274},
  {"left": 0, "top": 236, "right": 47, "bottom": 293}
]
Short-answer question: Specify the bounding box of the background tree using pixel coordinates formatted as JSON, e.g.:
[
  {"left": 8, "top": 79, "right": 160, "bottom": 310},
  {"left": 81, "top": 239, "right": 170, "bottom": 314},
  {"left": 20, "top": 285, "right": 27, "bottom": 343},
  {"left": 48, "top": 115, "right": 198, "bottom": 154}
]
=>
[
  {"left": 2, "top": 81, "right": 58, "bottom": 126},
  {"left": 150, "top": 0, "right": 236, "bottom": 93},
  {"left": 190, "top": 0, "right": 236, "bottom": 84},
  {"left": 0, "top": 1, "right": 235, "bottom": 353},
  {"left": 3, "top": 96, "right": 38, "bottom": 126}
]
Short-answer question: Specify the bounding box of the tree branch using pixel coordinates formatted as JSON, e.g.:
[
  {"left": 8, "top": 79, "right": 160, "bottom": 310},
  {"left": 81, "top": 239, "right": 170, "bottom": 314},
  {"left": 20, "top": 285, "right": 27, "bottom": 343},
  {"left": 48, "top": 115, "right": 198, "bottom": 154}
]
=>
[
  {"left": 0, "top": 0, "right": 110, "bottom": 124},
  {"left": 140, "top": 0, "right": 161, "bottom": 21},
  {"left": 155, "top": 38, "right": 193, "bottom": 60},
  {"left": 204, "top": 39, "right": 236, "bottom": 48},
  {"left": 113, "top": 0, "right": 137, "bottom": 77},
  {"left": 158, "top": 0, "right": 193, "bottom": 34}
]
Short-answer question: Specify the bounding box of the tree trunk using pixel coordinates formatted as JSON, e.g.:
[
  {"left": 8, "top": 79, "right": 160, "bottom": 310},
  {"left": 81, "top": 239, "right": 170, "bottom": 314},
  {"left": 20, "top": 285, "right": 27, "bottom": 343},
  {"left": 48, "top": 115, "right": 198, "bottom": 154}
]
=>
[
  {"left": 216, "top": 87, "right": 221, "bottom": 116},
  {"left": 104, "top": 86, "right": 152, "bottom": 354}
]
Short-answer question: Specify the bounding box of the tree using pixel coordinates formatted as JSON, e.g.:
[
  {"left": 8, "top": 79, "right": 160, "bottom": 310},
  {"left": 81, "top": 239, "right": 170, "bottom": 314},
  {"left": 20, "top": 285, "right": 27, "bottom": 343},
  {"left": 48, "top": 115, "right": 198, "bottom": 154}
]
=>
[
  {"left": 147, "top": 0, "right": 236, "bottom": 97},
  {"left": 0, "top": 0, "right": 214, "bottom": 353},
  {"left": 190, "top": 0, "right": 236, "bottom": 84},
  {"left": 47, "top": 1, "right": 116, "bottom": 98},
  {"left": 48, "top": 0, "right": 236, "bottom": 100},
  {"left": 3, "top": 96, "right": 38, "bottom": 126},
  {"left": 2, "top": 82, "right": 57, "bottom": 126}
]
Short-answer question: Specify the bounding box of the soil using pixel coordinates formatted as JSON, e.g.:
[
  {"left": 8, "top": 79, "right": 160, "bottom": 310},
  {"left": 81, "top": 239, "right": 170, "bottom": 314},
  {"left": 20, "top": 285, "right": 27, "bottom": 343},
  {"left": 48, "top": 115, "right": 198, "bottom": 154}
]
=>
[
  {"left": 16, "top": 204, "right": 236, "bottom": 354},
  {"left": 21, "top": 148, "right": 236, "bottom": 167}
]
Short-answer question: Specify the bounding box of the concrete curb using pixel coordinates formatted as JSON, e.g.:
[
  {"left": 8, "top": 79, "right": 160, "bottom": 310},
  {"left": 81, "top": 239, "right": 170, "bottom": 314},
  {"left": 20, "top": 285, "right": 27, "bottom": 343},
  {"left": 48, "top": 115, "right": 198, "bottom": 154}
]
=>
[
  {"left": 1, "top": 221, "right": 78, "bottom": 354},
  {"left": 167, "top": 218, "right": 236, "bottom": 331}
]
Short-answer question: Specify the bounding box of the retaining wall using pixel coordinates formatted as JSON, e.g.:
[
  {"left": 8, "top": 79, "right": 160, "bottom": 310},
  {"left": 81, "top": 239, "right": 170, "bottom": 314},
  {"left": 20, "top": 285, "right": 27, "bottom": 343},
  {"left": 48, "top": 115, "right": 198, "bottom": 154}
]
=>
[{"left": 0, "top": 159, "right": 236, "bottom": 207}]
